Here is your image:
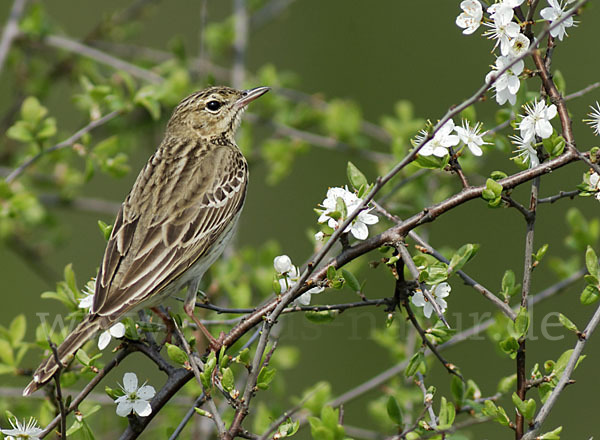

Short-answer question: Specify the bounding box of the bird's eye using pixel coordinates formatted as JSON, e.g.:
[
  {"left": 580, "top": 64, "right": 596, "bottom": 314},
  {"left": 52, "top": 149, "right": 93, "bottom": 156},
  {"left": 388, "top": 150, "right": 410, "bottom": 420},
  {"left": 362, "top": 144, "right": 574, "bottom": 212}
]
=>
[{"left": 206, "top": 100, "right": 222, "bottom": 112}]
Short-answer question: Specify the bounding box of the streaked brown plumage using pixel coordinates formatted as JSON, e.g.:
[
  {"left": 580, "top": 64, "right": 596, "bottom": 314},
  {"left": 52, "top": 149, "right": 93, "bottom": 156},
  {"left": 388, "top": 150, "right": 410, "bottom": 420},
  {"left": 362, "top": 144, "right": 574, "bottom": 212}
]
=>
[{"left": 24, "top": 85, "right": 269, "bottom": 396}]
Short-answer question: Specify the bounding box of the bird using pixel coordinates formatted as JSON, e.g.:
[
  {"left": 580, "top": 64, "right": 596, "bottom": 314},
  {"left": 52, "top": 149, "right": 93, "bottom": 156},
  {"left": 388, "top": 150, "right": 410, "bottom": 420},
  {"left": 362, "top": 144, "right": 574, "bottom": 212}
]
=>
[{"left": 23, "top": 85, "right": 270, "bottom": 396}]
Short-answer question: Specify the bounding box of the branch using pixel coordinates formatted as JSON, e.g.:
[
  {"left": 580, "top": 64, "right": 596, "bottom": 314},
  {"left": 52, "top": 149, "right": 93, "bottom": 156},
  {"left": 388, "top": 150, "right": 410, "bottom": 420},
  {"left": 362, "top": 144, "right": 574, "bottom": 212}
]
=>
[
  {"left": 538, "top": 189, "right": 580, "bottom": 204},
  {"left": 0, "top": 0, "right": 26, "bottom": 75},
  {"left": 48, "top": 341, "right": 67, "bottom": 439},
  {"left": 38, "top": 34, "right": 163, "bottom": 84}
]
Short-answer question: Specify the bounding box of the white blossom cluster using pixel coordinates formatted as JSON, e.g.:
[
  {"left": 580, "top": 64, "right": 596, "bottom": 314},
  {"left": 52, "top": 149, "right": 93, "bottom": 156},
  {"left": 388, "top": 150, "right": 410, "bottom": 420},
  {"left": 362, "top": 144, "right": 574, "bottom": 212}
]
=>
[
  {"left": 457, "top": 0, "right": 576, "bottom": 106},
  {"left": 415, "top": 119, "right": 490, "bottom": 158},
  {"left": 273, "top": 255, "right": 324, "bottom": 305},
  {"left": 315, "top": 186, "right": 379, "bottom": 240}
]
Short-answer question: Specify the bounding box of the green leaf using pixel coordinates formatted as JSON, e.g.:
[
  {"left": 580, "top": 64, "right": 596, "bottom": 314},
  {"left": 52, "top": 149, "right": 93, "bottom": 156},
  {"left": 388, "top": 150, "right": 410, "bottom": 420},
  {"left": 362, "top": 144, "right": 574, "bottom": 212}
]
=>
[
  {"left": 539, "top": 426, "right": 563, "bottom": 439},
  {"left": 238, "top": 348, "right": 250, "bottom": 364},
  {"left": 534, "top": 244, "right": 549, "bottom": 263},
  {"left": 482, "top": 400, "right": 511, "bottom": 426},
  {"left": 6, "top": 121, "right": 34, "bottom": 143},
  {"left": 558, "top": 313, "right": 578, "bottom": 333},
  {"left": 499, "top": 336, "right": 519, "bottom": 359},
  {"left": 75, "top": 349, "right": 91, "bottom": 366},
  {"left": 514, "top": 307, "right": 530, "bottom": 337},
  {"left": 512, "top": 392, "right": 536, "bottom": 421},
  {"left": 305, "top": 310, "right": 338, "bottom": 323},
  {"left": 386, "top": 395, "right": 403, "bottom": 426},
  {"left": 275, "top": 419, "right": 299, "bottom": 438},
  {"left": 165, "top": 343, "right": 188, "bottom": 365},
  {"left": 580, "top": 284, "right": 599, "bottom": 305},
  {"left": 347, "top": 161, "right": 368, "bottom": 191},
  {"left": 0, "top": 340, "right": 14, "bottom": 366},
  {"left": 9, "top": 315, "right": 26, "bottom": 345},
  {"left": 497, "top": 374, "right": 517, "bottom": 394},
  {"left": 221, "top": 367, "right": 234, "bottom": 392},
  {"left": 486, "top": 178, "right": 503, "bottom": 197},
  {"left": 451, "top": 375, "right": 465, "bottom": 405},
  {"left": 21, "top": 96, "right": 48, "bottom": 123},
  {"left": 326, "top": 265, "right": 337, "bottom": 281},
  {"left": 341, "top": 269, "right": 361, "bottom": 292},
  {"left": 437, "top": 396, "right": 456, "bottom": 429},
  {"left": 448, "top": 243, "right": 479, "bottom": 274},
  {"left": 490, "top": 170, "right": 508, "bottom": 180},
  {"left": 405, "top": 352, "right": 424, "bottom": 377},
  {"left": 415, "top": 153, "right": 449, "bottom": 169},
  {"left": 97, "top": 220, "right": 113, "bottom": 241},
  {"left": 257, "top": 366, "right": 276, "bottom": 390},
  {"left": 194, "top": 407, "right": 213, "bottom": 418},
  {"left": 585, "top": 246, "right": 599, "bottom": 279}
]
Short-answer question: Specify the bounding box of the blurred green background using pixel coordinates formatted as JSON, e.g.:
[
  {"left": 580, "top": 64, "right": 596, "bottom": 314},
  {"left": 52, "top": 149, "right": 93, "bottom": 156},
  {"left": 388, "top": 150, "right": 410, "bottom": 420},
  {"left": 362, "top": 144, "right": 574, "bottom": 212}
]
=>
[{"left": 1, "top": 0, "right": 600, "bottom": 438}]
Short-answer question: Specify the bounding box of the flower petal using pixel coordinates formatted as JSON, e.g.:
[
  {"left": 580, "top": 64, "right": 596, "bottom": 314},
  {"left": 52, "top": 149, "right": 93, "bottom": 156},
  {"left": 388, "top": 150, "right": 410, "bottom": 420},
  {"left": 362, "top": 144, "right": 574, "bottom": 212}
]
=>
[
  {"left": 116, "top": 400, "right": 134, "bottom": 417},
  {"left": 137, "top": 385, "right": 156, "bottom": 400},
  {"left": 109, "top": 323, "right": 126, "bottom": 338},
  {"left": 98, "top": 331, "right": 111, "bottom": 350},
  {"left": 133, "top": 400, "right": 152, "bottom": 417},
  {"left": 122, "top": 372, "right": 138, "bottom": 393}
]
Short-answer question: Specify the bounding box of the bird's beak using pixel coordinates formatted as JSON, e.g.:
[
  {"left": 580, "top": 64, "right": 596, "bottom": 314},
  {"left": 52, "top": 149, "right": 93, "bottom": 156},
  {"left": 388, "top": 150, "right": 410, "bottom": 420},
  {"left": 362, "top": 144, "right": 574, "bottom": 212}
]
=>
[{"left": 235, "top": 86, "right": 270, "bottom": 108}]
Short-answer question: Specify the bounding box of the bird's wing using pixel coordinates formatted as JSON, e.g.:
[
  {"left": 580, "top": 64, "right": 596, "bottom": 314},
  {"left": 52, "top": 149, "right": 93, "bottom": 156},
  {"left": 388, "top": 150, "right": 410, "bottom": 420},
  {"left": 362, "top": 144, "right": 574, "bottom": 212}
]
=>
[{"left": 92, "top": 141, "right": 247, "bottom": 318}]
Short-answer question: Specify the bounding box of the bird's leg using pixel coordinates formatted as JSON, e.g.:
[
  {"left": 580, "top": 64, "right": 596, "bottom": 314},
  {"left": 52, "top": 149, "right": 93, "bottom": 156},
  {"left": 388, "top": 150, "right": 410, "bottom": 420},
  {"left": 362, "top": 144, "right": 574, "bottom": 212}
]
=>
[{"left": 184, "top": 279, "right": 223, "bottom": 351}]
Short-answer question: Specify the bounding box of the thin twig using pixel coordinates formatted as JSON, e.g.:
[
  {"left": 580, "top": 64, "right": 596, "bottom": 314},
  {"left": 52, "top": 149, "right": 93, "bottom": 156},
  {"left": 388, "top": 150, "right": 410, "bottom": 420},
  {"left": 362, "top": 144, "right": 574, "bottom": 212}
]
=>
[
  {"left": 0, "top": 0, "right": 27, "bottom": 75},
  {"left": 538, "top": 189, "right": 580, "bottom": 204},
  {"left": 39, "top": 34, "right": 163, "bottom": 84},
  {"left": 172, "top": 321, "right": 226, "bottom": 435},
  {"left": 48, "top": 341, "right": 67, "bottom": 439},
  {"left": 564, "top": 82, "right": 600, "bottom": 101},
  {"left": 415, "top": 373, "right": 437, "bottom": 429},
  {"left": 522, "top": 299, "right": 600, "bottom": 439}
]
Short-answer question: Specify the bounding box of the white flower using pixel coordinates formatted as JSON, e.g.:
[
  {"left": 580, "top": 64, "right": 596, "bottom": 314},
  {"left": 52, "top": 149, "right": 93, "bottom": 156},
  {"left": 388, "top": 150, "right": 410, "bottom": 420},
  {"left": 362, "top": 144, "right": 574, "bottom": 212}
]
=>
[
  {"left": 314, "top": 231, "right": 325, "bottom": 241},
  {"left": 296, "top": 286, "right": 325, "bottom": 306},
  {"left": 484, "top": 6, "right": 521, "bottom": 55},
  {"left": 98, "top": 322, "right": 126, "bottom": 350},
  {"left": 486, "top": 55, "right": 524, "bottom": 105},
  {"left": 1, "top": 417, "right": 43, "bottom": 439},
  {"left": 274, "top": 255, "right": 324, "bottom": 305},
  {"left": 78, "top": 292, "right": 93, "bottom": 311},
  {"left": 540, "top": 0, "right": 576, "bottom": 41},
  {"left": 115, "top": 372, "right": 155, "bottom": 417},
  {"left": 78, "top": 279, "right": 96, "bottom": 311},
  {"left": 454, "top": 120, "right": 490, "bottom": 156},
  {"left": 411, "top": 282, "right": 451, "bottom": 318},
  {"left": 518, "top": 99, "right": 557, "bottom": 141},
  {"left": 587, "top": 172, "right": 600, "bottom": 201},
  {"left": 317, "top": 187, "right": 378, "bottom": 240},
  {"left": 274, "top": 255, "right": 294, "bottom": 275},
  {"left": 488, "top": 0, "right": 525, "bottom": 21},
  {"left": 510, "top": 134, "right": 540, "bottom": 168},
  {"left": 508, "top": 33, "right": 530, "bottom": 58},
  {"left": 584, "top": 102, "right": 600, "bottom": 136},
  {"left": 456, "top": 0, "right": 483, "bottom": 35},
  {"left": 419, "top": 120, "right": 460, "bottom": 157}
]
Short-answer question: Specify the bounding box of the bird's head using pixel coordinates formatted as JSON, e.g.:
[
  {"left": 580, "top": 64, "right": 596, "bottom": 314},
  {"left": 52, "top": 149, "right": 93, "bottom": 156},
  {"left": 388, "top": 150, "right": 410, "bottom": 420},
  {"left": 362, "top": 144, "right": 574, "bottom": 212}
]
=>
[{"left": 167, "top": 86, "right": 270, "bottom": 141}]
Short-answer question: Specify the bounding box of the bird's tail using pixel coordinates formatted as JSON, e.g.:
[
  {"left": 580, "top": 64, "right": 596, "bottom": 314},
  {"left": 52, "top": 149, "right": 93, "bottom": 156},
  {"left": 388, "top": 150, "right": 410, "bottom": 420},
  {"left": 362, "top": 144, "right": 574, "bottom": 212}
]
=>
[{"left": 23, "top": 314, "right": 103, "bottom": 396}]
